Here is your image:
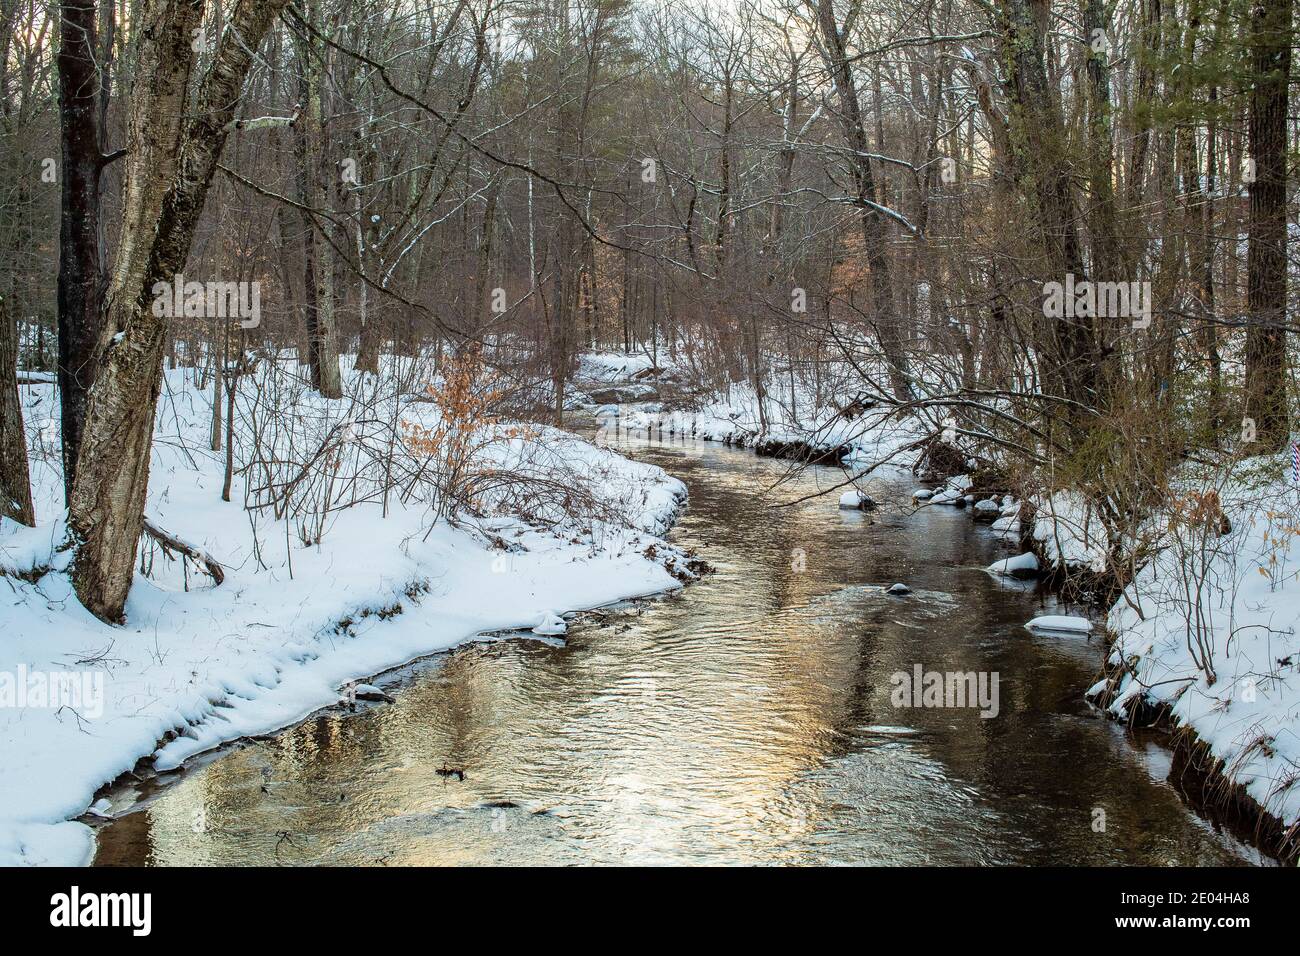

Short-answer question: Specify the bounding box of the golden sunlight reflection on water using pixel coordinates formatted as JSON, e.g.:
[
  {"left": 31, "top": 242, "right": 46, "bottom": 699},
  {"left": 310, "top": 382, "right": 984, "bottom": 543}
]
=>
[{"left": 93, "top": 430, "right": 1259, "bottom": 866}]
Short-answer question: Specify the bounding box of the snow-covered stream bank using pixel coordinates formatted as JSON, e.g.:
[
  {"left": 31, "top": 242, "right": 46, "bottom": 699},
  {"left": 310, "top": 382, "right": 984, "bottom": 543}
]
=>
[
  {"left": 0, "top": 365, "right": 695, "bottom": 866},
  {"left": 89, "top": 430, "right": 1262, "bottom": 865},
  {"left": 6, "top": 348, "right": 1291, "bottom": 865}
]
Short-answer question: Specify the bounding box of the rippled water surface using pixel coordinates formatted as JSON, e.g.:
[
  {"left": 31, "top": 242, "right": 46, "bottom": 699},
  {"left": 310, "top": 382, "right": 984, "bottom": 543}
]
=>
[{"left": 93, "top": 430, "right": 1257, "bottom": 865}]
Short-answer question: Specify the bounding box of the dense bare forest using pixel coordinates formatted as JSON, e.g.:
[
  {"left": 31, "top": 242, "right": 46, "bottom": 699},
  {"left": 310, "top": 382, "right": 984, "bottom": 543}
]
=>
[{"left": 0, "top": 0, "right": 1298, "bottom": 870}]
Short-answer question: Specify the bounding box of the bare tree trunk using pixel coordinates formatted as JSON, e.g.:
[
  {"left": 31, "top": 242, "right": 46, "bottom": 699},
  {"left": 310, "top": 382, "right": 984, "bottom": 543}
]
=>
[
  {"left": 1243, "top": 0, "right": 1291, "bottom": 451},
  {"left": 294, "top": 11, "right": 343, "bottom": 399},
  {"left": 1180, "top": 6, "right": 1222, "bottom": 430},
  {"left": 1082, "top": 0, "right": 1122, "bottom": 280},
  {"left": 210, "top": 321, "right": 225, "bottom": 451},
  {"left": 470, "top": 172, "right": 500, "bottom": 339},
  {"left": 1125, "top": 0, "right": 1159, "bottom": 220},
  {"left": 1199, "top": 86, "right": 1224, "bottom": 425},
  {"left": 352, "top": 146, "right": 381, "bottom": 374},
  {"left": 999, "top": 0, "right": 1100, "bottom": 419},
  {"left": 56, "top": 0, "right": 105, "bottom": 499},
  {"left": 68, "top": 0, "right": 290, "bottom": 623},
  {"left": 815, "top": 0, "right": 913, "bottom": 402},
  {"left": 0, "top": 295, "right": 35, "bottom": 526}
]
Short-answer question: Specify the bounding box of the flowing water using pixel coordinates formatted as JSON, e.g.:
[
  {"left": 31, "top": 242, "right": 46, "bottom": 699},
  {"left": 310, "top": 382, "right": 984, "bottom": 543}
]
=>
[{"left": 93, "top": 429, "right": 1260, "bottom": 865}]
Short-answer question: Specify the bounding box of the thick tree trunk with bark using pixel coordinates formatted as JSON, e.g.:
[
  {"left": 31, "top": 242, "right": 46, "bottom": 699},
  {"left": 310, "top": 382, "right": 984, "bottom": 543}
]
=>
[
  {"left": 1243, "top": 0, "right": 1291, "bottom": 451},
  {"left": 999, "top": 0, "right": 1101, "bottom": 418},
  {"left": 0, "top": 295, "right": 35, "bottom": 526},
  {"left": 1082, "top": 0, "right": 1121, "bottom": 282},
  {"left": 56, "top": 0, "right": 106, "bottom": 498},
  {"left": 68, "top": 0, "right": 291, "bottom": 623}
]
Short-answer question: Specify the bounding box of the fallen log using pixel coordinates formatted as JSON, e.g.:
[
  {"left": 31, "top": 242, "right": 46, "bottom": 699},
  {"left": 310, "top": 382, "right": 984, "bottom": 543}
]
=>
[{"left": 142, "top": 517, "right": 225, "bottom": 586}]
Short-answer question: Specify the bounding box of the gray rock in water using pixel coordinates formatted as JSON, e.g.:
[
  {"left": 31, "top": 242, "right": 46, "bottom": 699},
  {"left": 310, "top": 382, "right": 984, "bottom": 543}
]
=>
[
  {"left": 354, "top": 684, "right": 396, "bottom": 704},
  {"left": 887, "top": 583, "right": 912, "bottom": 595}
]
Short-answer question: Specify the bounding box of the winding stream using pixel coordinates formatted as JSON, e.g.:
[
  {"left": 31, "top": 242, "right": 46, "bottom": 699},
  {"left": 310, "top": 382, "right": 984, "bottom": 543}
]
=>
[{"left": 92, "top": 430, "right": 1259, "bottom": 865}]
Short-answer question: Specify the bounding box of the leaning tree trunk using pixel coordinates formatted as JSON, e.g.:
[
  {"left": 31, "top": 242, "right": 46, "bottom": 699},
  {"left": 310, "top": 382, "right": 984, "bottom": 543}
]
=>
[
  {"left": 1243, "top": 0, "right": 1291, "bottom": 452},
  {"left": 68, "top": 0, "right": 291, "bottom": 623},
  {"left": 56, "top": 0, "right": 105, "bottom": 499},
  {"left": 0, "top": 295, "right": 35, "bottom": 526}
]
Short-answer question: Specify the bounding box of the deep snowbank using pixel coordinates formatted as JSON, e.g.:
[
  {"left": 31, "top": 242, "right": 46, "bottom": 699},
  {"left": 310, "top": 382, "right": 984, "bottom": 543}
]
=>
[{"left": 1096, "top": 460, "right": 1300, "bottom": 851}]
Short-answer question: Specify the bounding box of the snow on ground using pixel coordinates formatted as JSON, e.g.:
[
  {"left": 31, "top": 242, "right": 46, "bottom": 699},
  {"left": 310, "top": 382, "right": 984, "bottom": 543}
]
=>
[
  {"left": 0, "top": 356, "right": 691, "bottom": 866},
  {"left": 576, "top": 350, "right": 657, "bottom": 383},
  {"left": 1103, "top": 457, "right": 1300, "bottom": 836}
]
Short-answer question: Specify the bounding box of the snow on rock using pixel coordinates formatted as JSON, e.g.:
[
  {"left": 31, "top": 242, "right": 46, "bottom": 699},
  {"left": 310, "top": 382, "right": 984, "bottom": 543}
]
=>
[
  {"left": 913, "top": 489, "right": 934, "bottom": 500},
  {"left": 990, "top": 514, "right": 1021, "bottom": 542},
  {"left": 839, "top": 489, "right": 877, "bottom": 511},
  {"left": 986, "top": 552, "right": 1040, "bottom": 579},
  {"left": 1025, "top": 615, "right": 1093, "bottom": 635},
  {"left": 351, "top": 684, "right": 396, "bottom": 704},
  {"left": 0, "top": 362, "right": 692, "bottom": 866},
  {"left": 532, "top": 612, "right": 568, "bottom": 636},
  {"left": 990, "top": 499, "right": 1022, "bottom": 540},
  {"left": 923, "top": 475, "right": 973, "bottom": 506}
]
